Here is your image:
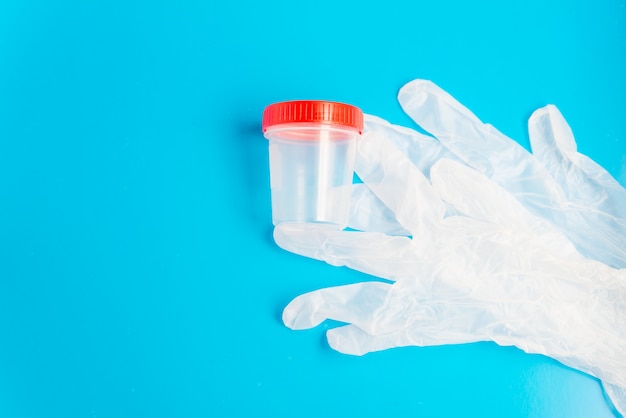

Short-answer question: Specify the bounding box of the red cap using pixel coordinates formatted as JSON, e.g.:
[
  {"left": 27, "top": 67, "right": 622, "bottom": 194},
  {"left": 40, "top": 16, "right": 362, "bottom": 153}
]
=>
[{"left": 262, "top": 100, "right": 363, "bottom": 134}]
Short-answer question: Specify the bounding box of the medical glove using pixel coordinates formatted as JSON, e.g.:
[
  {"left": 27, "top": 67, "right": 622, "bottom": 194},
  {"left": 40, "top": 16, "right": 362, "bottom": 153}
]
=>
[
  {"left": 398, "top": 80, "right": 626, "bottom": 268},
  {"left": 276, "top": 129, "right": 626, "bottom": 415}
]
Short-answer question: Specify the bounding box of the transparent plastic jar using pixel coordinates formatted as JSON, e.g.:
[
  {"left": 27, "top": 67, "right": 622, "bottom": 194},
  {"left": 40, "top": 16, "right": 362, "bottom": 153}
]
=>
[{"left": 262, "top": 100, "right": 363, "bottom": 229}]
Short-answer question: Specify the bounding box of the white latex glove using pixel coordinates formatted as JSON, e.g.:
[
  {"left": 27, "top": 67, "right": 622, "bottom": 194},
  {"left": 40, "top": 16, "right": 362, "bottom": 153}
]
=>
[
  {"left": 398, "top": 80, "right": 626, "bottom": 268},
  {"left": 276, "top": 129, "right": 626, "bottom": 415}
]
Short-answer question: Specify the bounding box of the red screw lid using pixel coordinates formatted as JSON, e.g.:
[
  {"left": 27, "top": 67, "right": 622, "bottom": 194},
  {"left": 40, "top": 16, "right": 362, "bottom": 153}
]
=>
[{"left": 262, "top": 100, "right": 363, "bottom": 134}]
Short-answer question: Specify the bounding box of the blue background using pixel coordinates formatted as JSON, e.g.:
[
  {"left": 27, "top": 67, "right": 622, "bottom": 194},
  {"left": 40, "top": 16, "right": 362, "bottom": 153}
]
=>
[{"left": 1, "top": 0, "right": 625, "bottom": 417}]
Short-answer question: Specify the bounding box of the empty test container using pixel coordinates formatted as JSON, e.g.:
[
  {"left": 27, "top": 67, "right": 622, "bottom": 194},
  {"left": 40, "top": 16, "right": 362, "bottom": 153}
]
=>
[{"left": 262, "top": 100, "right": 364, "bottom": 229}]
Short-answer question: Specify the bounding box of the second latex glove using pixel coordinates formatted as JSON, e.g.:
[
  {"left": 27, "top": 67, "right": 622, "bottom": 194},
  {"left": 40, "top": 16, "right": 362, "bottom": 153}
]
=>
[
  {"left": 398, "top": 80, "right": 626, "bottom": 268},
  {"left": 276, "top": 129, "right": 626, "bottom": 415}
]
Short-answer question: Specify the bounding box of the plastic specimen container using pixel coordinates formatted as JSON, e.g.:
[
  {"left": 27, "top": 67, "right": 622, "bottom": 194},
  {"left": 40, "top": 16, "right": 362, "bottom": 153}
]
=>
[{"left": 262, "top": 100, "right": 364, "bottom": 229}]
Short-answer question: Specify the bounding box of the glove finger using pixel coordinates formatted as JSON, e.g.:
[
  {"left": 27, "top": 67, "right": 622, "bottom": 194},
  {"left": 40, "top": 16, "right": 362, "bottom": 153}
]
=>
[
  {"left": 273, "top": 223, "right": 417, "bottom": 280},
  {"left": 528, "top": 105, "right": 626, "bottom": 267},
  {"left": 430, "top": 158, "right": 532, "bottom": 226},
  {"left": 348, "top": 183, "right": 410, "bottom": 236},
  {"left": 326, "top": 324, "right": 487, "bottom": 356},
  {"left": 355, "top": 126, "right": 446, "bottom": 236},
  {"left": 347, "top": 113, "right": 448, "bottom": 236},
  {"left": 429, "top": 159, "right": 583, "bottom": 259},
  {"left": 364, "top": 113, "right": 462, "bottom": 178},
  {"left": 398, "top": 79, "right": 521, "bottom": 177},
  {"left": 397, "top": 79, "right": 568, "bottom": 222},
  {"left": 529, "top": 105, "right": 626, "bottom": 194},
  {"left": 282, "top": 281, "right": 392, "bottom": 330}
]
